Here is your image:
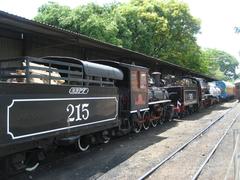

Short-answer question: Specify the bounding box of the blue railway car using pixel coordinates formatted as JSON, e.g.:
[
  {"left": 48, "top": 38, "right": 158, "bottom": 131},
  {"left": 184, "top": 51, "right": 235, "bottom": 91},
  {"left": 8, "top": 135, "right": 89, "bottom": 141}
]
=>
[{"left": 214, "top": 81, "right": 235, "bottom": 101}]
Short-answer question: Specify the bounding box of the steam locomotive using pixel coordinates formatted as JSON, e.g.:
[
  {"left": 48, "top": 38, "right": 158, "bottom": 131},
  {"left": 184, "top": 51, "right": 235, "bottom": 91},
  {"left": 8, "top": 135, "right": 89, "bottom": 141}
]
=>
[
  {"left": 0, "top": 56, "right": 173, "bottom": 174},
  {"left": 162, "top": 76, "right": 227, "bottom": 118},
  {"left": 0, "top": 56, "right": 233, "bottom": 175},
  {"left": 163, "top": 76, "right": 201, "bottom": 118}
]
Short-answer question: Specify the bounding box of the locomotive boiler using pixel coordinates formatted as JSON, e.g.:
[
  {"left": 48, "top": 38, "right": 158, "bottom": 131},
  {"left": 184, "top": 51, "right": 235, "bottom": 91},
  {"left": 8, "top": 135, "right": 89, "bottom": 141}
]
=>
[{"left": 148, "top": 72, "right": 173, "bottom": 125}]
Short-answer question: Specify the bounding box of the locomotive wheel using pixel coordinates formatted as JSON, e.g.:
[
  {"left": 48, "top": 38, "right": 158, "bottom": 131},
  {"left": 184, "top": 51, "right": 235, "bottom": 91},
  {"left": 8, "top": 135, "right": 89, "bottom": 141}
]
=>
[
  {"left": 151, "top": 119, "right": 158, "bottom": 127},
  {"left": 76, "top": 136, "right": 90, "bottom": 151},
  {"left": 25, "top": 162, "right": 39, "bottom": 172},
  {"left": 159, "top": 119, "right": 164, "bottom": 125},
  {"left": 159, "top": 115, "right": 164, "bottom": 125},
  {"left": 131, "top": 113, "right": 142, "bottom": 133},
  {"left": 103, "top": 136, "right": 111, "bottom": 144},
  {"left": 150, "top": 111, "right": 158, "bottom": 127},
  {"left": 143, "top": 122, "right": 150, "bottom": 130},
  {"left": 132, "top": 120, "right": 142, "bottom": 133},
  {"left": 102, "top": 133, "right": 111, "bottom": 144},
  {"left": 143, "top": 111, "right": 150, "bottom": 130},
  {"left": 25, "top": 151, "right": 41, "bottom": 172}
]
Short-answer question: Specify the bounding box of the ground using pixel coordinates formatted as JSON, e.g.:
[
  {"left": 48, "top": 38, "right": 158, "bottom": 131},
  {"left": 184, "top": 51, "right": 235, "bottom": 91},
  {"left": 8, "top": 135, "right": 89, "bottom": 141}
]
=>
[{"left": 10, "top": 100, "right": 239, "bottom": 180}]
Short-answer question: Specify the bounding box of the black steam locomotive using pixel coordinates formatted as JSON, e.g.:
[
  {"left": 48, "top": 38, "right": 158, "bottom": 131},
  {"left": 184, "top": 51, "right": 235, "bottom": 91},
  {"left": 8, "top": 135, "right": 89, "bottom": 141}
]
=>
[
  {"left": 0, "top": 56, "right": 173, "bottom": 174},
  {"left": 164, "top": 76, "right": 200, "bottom": 118}
]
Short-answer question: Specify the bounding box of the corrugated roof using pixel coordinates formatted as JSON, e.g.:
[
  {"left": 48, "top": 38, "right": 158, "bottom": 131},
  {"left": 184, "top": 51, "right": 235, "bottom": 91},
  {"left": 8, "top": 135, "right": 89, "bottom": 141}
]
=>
[{"left": 0, "top": 10, "right": 217, "bottom": 81}]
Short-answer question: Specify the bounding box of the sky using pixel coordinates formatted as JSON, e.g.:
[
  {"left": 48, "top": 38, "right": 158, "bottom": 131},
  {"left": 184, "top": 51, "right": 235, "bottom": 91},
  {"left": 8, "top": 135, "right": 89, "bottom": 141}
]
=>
[
  {"left": 182, "top": 0, "right": 240, "bottom": 61},
  {"left": 0, "top": 0, "right": 239, "bottom": 62}
]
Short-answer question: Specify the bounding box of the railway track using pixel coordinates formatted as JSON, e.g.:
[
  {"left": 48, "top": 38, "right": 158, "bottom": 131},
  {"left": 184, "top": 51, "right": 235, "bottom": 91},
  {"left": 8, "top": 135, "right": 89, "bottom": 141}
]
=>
[
  {"left": 191, "top": 112, "right": 239, "bottom": 180},
  {"left": 138, "top": 102, "right": 239, "bottom": 180}
]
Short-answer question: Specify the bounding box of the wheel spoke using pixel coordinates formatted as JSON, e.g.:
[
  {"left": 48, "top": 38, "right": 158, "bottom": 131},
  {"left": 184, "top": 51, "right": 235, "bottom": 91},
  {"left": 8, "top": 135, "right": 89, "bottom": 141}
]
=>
[
  {"left": 143, "top": 111, "right": 150, "bottom": 130},
  {"left": 143, "top": 121, "right": 150, "bottom": 130},
  {"left": 133, "top": 121, "right": 142, "bottom": 133},
  {"left": 131, "top": 113, "right": 142, "bottom": 133},
  {"left": 151, "top": 120, "right": 158, "bottom": 127}
]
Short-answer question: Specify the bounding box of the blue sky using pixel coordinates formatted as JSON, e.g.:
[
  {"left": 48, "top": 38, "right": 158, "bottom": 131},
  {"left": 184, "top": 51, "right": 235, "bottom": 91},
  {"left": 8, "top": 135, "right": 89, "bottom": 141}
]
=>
[{"left": 0, "top": 0, "right": 239, "bottom": 63}]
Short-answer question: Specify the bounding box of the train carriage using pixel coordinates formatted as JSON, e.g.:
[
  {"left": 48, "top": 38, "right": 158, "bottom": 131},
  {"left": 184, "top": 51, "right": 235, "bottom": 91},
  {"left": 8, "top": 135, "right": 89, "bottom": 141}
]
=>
[
  {"left": 235, "top": 80, "right": 240, "bottom": 101},
  {"left": 0, "top": 56, "right": 123, "bottom": 172},
  {"left": 214, "top": 81, "right": 235, "bottom": 101}
]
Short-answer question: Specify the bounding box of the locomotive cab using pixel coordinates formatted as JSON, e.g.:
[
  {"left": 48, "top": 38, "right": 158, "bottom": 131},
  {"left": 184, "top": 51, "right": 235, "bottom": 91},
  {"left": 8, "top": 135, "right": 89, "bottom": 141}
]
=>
[{"left": 91, "top": 60, "right": 149, "bottom": 115}]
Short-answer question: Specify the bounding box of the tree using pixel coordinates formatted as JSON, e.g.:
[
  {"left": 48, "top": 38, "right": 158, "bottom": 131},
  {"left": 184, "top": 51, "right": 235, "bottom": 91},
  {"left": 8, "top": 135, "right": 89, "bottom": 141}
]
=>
[
  {"left": 34, "top": 1, "right": 206, "bottom": 74},
  {"left": 115, "top": 0, "right": 202, "bottom": 70},
  {"left": 201, "top": 49, "right": 239, "bottom": 80},
  {"left": 35, "top": 2, "right": 122, "bottom": 45},
  {"left": 34, "top": 2, "right": 71, "bottom": 28}
]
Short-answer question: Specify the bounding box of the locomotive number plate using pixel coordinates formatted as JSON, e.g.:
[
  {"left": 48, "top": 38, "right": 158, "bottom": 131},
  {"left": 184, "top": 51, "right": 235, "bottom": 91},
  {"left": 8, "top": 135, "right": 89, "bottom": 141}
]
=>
[{"left": 7, "top": 97, "right": 118, "bottom": 139}]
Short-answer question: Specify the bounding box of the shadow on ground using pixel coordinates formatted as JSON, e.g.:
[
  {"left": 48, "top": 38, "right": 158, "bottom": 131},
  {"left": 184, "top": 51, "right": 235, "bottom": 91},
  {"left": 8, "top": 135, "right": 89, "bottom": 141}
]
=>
[
  {"left": 177, "top": 101, "right": 236, "bottom": 122},
  {"left": 11, "top": 120, "right": 178, "bottom": 180}
]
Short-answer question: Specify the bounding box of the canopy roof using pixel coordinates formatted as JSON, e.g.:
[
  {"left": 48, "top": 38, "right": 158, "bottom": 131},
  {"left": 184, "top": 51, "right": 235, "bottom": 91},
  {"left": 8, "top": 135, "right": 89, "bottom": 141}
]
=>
[{"left": 0, "top": 10, "right": 217, "bottom": 81}]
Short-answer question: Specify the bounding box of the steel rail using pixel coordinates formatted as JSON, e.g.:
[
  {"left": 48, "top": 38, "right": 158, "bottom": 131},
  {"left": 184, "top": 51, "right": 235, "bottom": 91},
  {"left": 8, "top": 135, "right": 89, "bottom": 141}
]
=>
[
  {"left": 192, "top": 113, "right": 240, "bottom": 180},
  {"left": 224, "top": 132, "right": 240, "bottom": 180},
  {"left": 138, "top": 102, "right": 238, "bottom": 180}
]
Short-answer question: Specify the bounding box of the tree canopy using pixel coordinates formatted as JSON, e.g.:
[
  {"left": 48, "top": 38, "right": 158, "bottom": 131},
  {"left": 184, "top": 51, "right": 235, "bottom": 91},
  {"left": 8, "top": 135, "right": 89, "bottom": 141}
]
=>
[
  {"left": 201, "top": 49, "right": 239, "bottom": 80},
  {"left": 34, "top": 0, "right": 239, "bottom": 80}
]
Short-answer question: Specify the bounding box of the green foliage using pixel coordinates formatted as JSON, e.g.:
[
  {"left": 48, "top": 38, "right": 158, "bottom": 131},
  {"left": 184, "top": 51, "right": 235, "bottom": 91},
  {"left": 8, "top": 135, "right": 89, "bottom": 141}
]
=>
[
  {"left": 34, "top": 0, "right": 238, "bottom": 79},
  {"left": 113, "top": 0, "right": 202, "bottom": 72},
  {"left": 34, "top": 1, "right": 202, "bottom": 71},
  {"left": 35, "top": 2, "right": 122, "bottom": 45},
  {"left": 35, "top": 2, "right": 71, "bottom": 28},
  {"left": 201, "top": 49, "right": 239, "bottom": 80}
]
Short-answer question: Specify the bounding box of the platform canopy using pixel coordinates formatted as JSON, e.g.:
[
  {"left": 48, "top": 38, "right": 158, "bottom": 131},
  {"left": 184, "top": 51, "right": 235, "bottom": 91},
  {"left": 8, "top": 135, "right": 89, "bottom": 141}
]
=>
[{"left": 0, "top": 10, "right": 217, "bottom": 81}]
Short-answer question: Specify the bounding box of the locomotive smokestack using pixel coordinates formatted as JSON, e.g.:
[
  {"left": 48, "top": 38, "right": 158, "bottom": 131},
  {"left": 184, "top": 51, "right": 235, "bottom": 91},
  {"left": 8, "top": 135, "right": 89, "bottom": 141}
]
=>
[{"left": 151, "top": 72, "right": 162, "bottom": 87}]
